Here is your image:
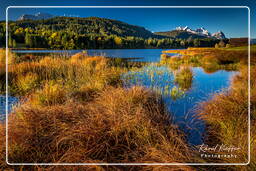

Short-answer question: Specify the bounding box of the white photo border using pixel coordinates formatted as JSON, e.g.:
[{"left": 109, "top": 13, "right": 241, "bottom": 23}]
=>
[{"left": 5, "top": 6, "right": 251, "bottom": 166}]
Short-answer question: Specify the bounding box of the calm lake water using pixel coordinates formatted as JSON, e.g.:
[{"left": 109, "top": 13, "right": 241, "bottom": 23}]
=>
[
  {"left": 122, "top": 65, "right": 237, "bottom": 145},
  {"left": 3, "top": 49, "right": 237, "bottom": 145},
  {"left": 12, "top": 49, "right": 174, "bottom": 62}
]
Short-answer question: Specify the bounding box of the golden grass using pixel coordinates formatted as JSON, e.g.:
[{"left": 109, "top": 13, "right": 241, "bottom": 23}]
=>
[
  {"left": 1, "top": 86, "right": 194, "bottom": 170},
  {"left": 162, "top": 46, "right": 250, "bottom": 71},
  {"left": 30, "top": 81, "right": 67, "bottom": 106},
  {"left": 197, "top": 65, "right": 256, "bottom": 170},
  {"left": 0, "top": 49, "right": 16, "bottom": 65},
  {"left": 0, "top": 52, "right": 196, "bottom": 170},
  {"left": 2, "top": 52, "right": 127, "bottom": 96},
  {"left": 1, "top": 48, "right": 255, "bottom": 170},
  {"left": 174, "top": 66, "right": 193, "bottom": 90}
]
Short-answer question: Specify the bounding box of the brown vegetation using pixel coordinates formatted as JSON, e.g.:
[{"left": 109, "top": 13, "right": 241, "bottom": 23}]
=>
[
  {"left": 1, "top": 86, "right": 194, "bottom": 170},
  {"left": 198, "top": 65, "right": 256, "bottom": 170}
]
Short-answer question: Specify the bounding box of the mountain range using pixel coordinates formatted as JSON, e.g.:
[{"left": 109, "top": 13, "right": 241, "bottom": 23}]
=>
[
  {"left": 16, "top": 13, "right": 226, "bottom": 40},
  {"left": 155, "top": 26, "right": 226, "bottom": 39}
]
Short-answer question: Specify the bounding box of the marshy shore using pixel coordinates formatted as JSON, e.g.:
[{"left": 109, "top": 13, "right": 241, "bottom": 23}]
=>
[{"left": 0, "top": 46, "right": 255, "bottom": 170}]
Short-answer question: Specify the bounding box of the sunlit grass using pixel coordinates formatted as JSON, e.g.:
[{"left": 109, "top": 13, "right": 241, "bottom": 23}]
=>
[
  {"left": 162, "top": 46, "right": 250, "bottom": 72},
  {"left": 197, "top": 65, "right": 256, "bottom": 169},
  {"left": 122, "top": 64, "right": 186, "bottom": 100},
  {"left": 0, "top": 86, "right": 194, "bottom": 169},
  {"left": 1, "top": 52, "right": 128, "bottom": 96},
  {"left": 174, "top": 66, "right": 193, "bottom": 90},
  {"left": 0, "top": 46, "right": 255, "bottom": 170}
]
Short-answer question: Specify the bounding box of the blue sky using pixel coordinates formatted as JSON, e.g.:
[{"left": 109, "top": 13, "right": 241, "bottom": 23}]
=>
[{"left": 0, "top": 0, "right": 255, "bottom": 38}]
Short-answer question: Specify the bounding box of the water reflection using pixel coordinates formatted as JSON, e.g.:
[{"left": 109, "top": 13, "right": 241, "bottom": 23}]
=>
[
  {"left": 122, "top": 64, "right": 185, "bottom": 100},
  {"left": 174, "top": 66, "right": 193, "bottom": 91},
  {"left": 122, "top": 64, "right": 237, "bottom": 145}
]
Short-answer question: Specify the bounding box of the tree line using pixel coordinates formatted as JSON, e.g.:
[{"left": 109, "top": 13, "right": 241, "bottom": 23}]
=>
[{"left": 0, "top": 17, "right": 223, "bottom": 49}]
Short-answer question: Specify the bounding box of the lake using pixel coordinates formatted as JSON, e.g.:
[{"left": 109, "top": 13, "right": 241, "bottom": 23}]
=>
[
  {"left": 122, "top": 65, "right": 237, "bottom": 145},
  {"left": 12, "top": 49, "right": 176, "bottom": 62},
  {"left": 0, "top": 95, "right": 18, "bottom": 121},
  {"left": 2, "top": 49, "right": 237, "bottom": 145}
]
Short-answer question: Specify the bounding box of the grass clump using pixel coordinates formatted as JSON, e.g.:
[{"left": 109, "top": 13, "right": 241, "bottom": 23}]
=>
[
  {"left": 16, "top": 72, "right": 39, "bottom": 95},
  {"left": 0, "top": 86, "right": 193, "bottom": 170},
  {"left": 174, "top": 66, "right": 193, "bottom": 90},
  {"left": 1, "top": 52, "right": 195, "bottom": 170},
  {"left": 197, "top": 65, "right": 256, "bottom": 169},
  {"left": 0, "top": 49, "right": 16, "bottom": 65},
  {"left": 3, "top": 53, "right": 127, "bottom": 96},
  {"left": 162, "top": 46, "right": 251, "bottom": 72},
  {"left": 30, "top": 81, "right": 67, "bottom": 106}
]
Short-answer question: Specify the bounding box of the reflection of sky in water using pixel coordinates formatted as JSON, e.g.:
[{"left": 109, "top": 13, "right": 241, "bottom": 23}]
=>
[
  {"left": 123, "top": 65, "right": 237, "bottom": 145},
  {"left": 0, "top": 95, "right": 18, "bottom": 121}
]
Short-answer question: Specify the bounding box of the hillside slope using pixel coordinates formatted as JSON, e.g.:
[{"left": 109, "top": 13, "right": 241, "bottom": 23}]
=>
[{"left": 14, "top": 16, "right": 158, "bottom": 39}]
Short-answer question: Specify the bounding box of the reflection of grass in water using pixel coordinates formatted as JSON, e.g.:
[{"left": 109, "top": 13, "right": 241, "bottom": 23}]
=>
[
  {"left": 122, "top": 64, "right": 185, "bottom": 100},
  {"left": 174, "top": 66, "right": 193, "bottom": 91}
]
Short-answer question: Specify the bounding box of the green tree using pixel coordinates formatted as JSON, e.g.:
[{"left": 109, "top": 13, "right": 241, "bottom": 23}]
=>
[{"left": 114, "top": 37, "right": 122, "bottom": 47}]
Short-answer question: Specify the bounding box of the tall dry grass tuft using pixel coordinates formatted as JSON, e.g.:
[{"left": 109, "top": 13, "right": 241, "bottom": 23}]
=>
[
  {"left": 16, "top": 72, "right": 39, "bottom": 94},
  {"left": 29, "top": 81, "right": 68, "bottom": 106},
  {"left": 0, "top": 49, "right": 17, "bottom": 93},
  {"left": 0, "top": 49, "right": 16, "bottom": 65},
  {"left": 1, "top": 86, "right": 193, "bottom": 170},
  {"left": 197, "top": 65, "right": 256, "bottom": 169},
  {"left": 3, "top": 53, "right": 126, "bottom": 96}
]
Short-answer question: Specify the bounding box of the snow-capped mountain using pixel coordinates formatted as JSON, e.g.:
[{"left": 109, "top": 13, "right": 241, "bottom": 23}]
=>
[
  {"left": 18, "top": 12, "right": 54, "bottom": 21},
  {"left": 212, "top": 31, "right": 226, "bottom": 39},
  {"left": 175, "top": 26, "right": 225, "bottom": 39},
  {"left": 195, "top": 27, "right": 211, "bottom": 37}
]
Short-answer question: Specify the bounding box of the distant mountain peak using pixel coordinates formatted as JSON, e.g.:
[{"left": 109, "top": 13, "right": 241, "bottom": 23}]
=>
[
  {"left": 176, "top": 26, "right": 190, "bottom": 31},
  {"left": 212, "top": 31, "right": 226, "bottom": 39},
  {"left": 174, "top": 26, "right": 225, "bottom": 39},
  {"left": 155, "top": 26, "right": 226, "bottom": 39},
  {"left": 18, "top": 12, "right": 54, "bottom": 21}
]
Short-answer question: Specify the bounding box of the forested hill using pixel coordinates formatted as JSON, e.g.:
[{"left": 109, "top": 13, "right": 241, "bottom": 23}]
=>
[
  {"left": 14, "top": 16, "right": 157, "bottom": 38},
  {"left": 155, "top": 30, "right": 207, "bottom": 39},
  {"left": 0, "top": 16, "right": 222, "bottom": 49}
]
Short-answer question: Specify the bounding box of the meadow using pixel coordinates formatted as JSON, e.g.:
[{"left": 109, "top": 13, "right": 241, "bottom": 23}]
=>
[{"left": 0, "top": 45, "right": 255, "bottom": 170}]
